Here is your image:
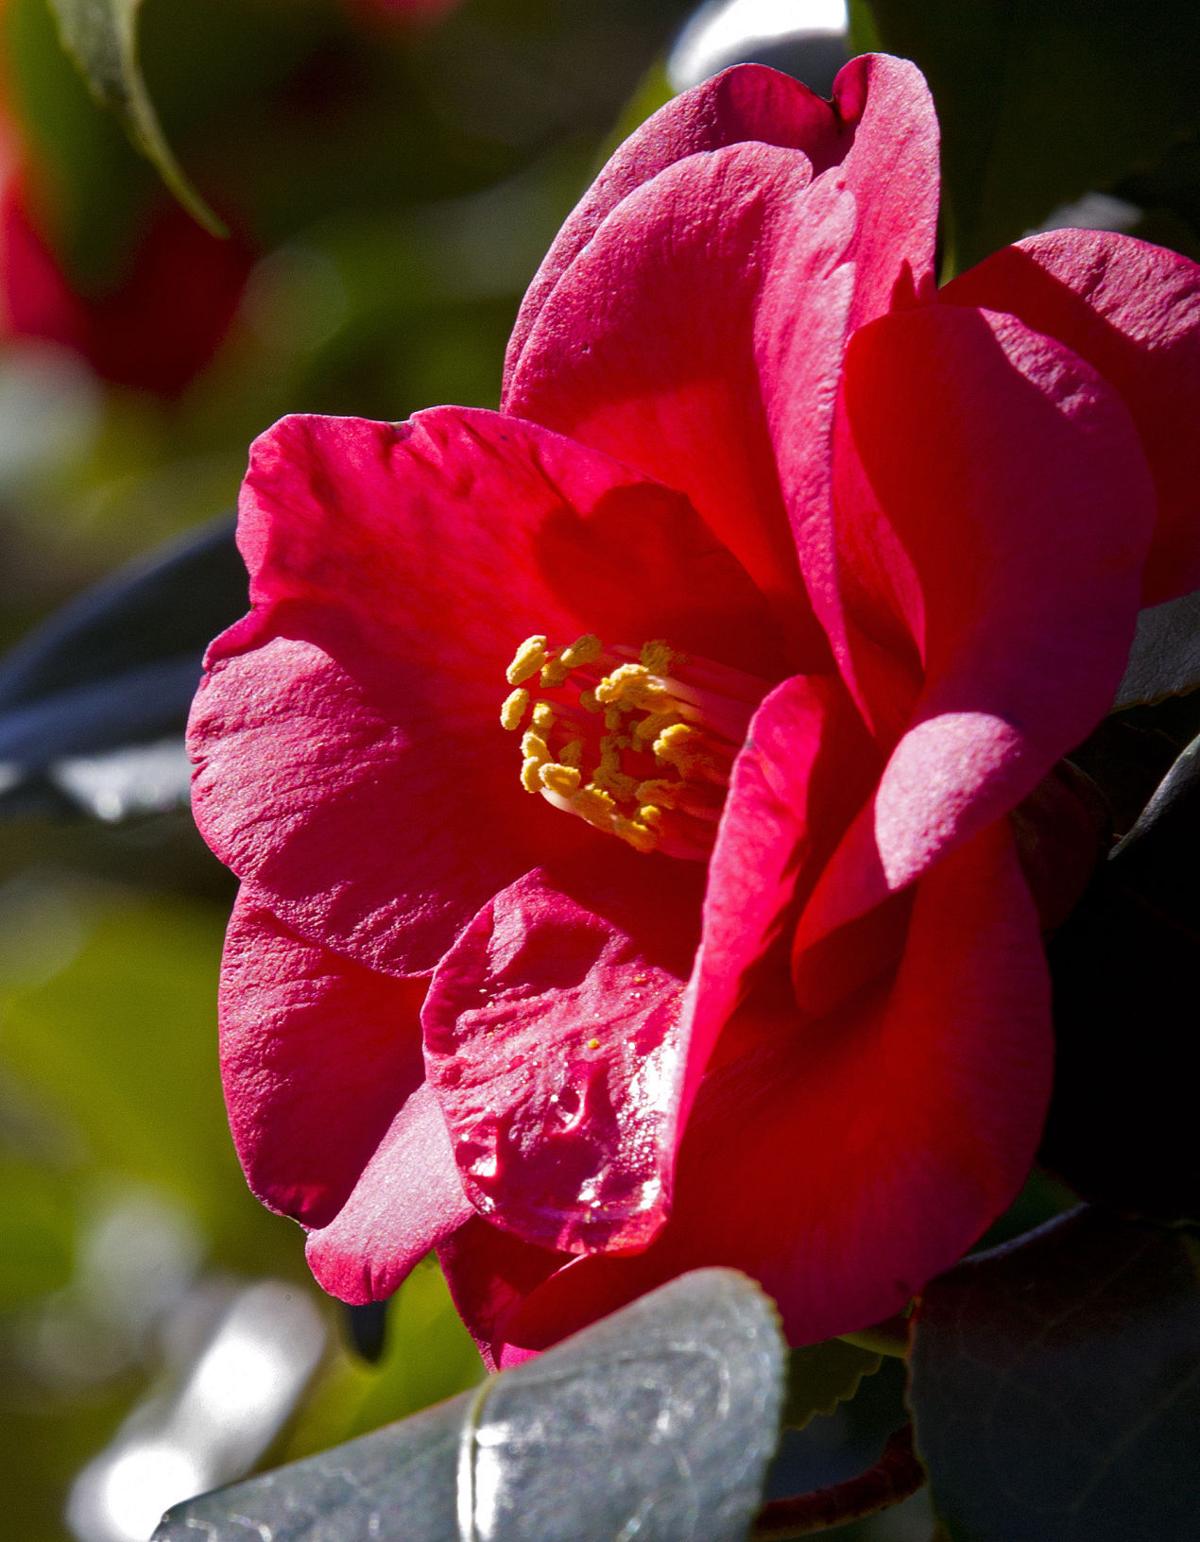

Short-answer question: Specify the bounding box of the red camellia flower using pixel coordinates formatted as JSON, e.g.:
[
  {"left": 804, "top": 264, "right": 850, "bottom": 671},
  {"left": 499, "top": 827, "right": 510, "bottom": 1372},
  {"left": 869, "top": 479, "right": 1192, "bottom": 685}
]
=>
[{"left": 189, "top": 56, "right": 1200, "bottom": 1366}]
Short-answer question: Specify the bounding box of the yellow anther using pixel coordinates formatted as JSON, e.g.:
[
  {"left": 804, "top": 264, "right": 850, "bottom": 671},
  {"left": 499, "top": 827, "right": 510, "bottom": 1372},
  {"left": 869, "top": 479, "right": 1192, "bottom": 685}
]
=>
[
  {"left": 613, "top": 815, "right": 658, "bottom": 853},
  {"left": 507, "top": 635, "right": 548, "bottom": 686},
  {"left": 602, "top": 664, "right": 674, "bottom": 713},
  {"left": 500, "top": 688, "right": 530, "bottom": 731},
  {"left": 631, "top": 710, "right": 678, "bottom": 748},
  {"left": 640, "top": 639, "right": 677, "bottom": 673},
  {"left": 572, "top": 783, "right": 617, "bottom": 830},
  {"left": 521, "top": 731, "right": 551, "bottom": 763},
  {"left": 586, "top": 1037, "right": 601, "bottom": 1051},
  {"left": 561, "top": 634, "right": 602, "bottom": 668},
  {"left": 636, "top": 778, "right": 679, "bottom": 809},
  {"left": 594, "top": 664, "right": 640, "bottom": 700},
  {"left": 541, "top": 762, "right": 583, "bottom": 796},
  {"left": 654, "top": 722, "right": 711, "bottom": 776},
  {"left": 503, "top": 627, "right": 735, "bottom": 862}
]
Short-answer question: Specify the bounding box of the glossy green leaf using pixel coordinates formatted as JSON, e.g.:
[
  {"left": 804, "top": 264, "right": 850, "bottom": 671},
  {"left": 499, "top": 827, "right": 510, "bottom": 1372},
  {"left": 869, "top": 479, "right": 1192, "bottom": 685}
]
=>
[
  {"left": 154, "top": 1269, "right": 786, "bottom": 1542},
  {"left": 46, "top": 0, "right": 223, "bottom": 233},
  {"left": 783, "top": 1339, "right": 882, "bottom": 1430},
  {"left": 1044, "top": 729, "right": 1200, "bottom": 1220},
  {"left": 1114, "top": 588, "right": 1200, "bottom": 709},
  {"left": 856, "top": 0, "right": 1200, "bottom": 271},
  {"left": 910, "top": 1208, "right": 1200, "bottom": 1542}
]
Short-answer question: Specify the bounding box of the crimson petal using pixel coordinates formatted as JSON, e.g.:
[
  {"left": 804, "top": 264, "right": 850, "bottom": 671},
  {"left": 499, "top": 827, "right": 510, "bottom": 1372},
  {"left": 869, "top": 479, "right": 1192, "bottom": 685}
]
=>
[
  {"left": 457, "top": 823, "right": 1050, "bottom": 1357},
  {"left": 189, "top": 407, "right": 773, "bottom": 976},
  {"left": 794, "top": 302, "right": 1155, "bottom": 988},
  {"left": 219, "top": 886, "right": 428, "bottom": 1228},
  {"left": 422, "top": 857, "right": 700, "bottom": 1255},
  {"left": 942, "top": 229, "right": 1200, "bottom": 604},
  {"left": 305, "top": 1081, "right": 474, "bottom": 1305}
]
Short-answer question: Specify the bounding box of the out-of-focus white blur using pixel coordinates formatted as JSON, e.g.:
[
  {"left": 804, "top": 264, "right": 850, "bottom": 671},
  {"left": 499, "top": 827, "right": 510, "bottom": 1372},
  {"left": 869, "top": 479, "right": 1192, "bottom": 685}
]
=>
[
  {"left": 66, "top": 1280, "right": 325, "bottom": 1542},
  {"left": 670, "top": 0, "right": 848, "bottom": 92}
]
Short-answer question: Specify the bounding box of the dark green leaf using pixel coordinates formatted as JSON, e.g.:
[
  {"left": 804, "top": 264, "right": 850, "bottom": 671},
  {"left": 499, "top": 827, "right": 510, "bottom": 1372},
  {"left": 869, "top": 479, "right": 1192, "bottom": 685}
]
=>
[
  {"left": 46, "top": 0, "right": 223, "bottom": 232},
  {"left": 783, "top": 1339, "right": 882, "bottom": 1430},
  {"left": 910, "top": 1208, "right": 1200, "bottom": 1542},
  {"left": 1043, "top": 730, "right": 1200, "bottom": 1220},
  {"left": 153, "top": 1269, "right": 785, "bottom": 1542},
  {"left": 0, "top": 518, "right": 245, "bottom": 818},
  {"left": 1114, "top": 588, "right": 1200, "bottom": 709},
  {"left": 857, "top": 0, "right": 1200, "bottom": 270}
]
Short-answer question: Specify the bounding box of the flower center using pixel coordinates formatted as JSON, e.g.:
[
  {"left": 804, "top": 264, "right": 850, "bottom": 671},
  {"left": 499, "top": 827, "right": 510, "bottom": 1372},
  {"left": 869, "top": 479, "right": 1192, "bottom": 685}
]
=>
[{"left": 500, "top": 632, "right": 763, "bottom": 860}]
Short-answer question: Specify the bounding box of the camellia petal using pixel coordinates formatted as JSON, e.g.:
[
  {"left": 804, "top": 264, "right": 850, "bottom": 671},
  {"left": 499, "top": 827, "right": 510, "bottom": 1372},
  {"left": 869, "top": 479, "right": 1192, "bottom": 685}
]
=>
[
  {"left": 438, "top": 1216, "right": 567, "bottom": 1373},
  {"left": 220, "top": 886, "right": 429, "bottom": 1228},
  {"left": 941, "top": 229, "right": 1200, "bottom": 604},
  {"left": 677, "top": 672, "right": 876, "bottom": 1125},
  {"left": 504, "top": 62, "right": 844, "bottom": 387},
  {"left": 189, "top": 407, "right": 775, "bottom": 975},
  {"left": 422, "top": 858, "right": 699, "bottom": 1255},
  {"left": 506, "top": 54, "right": 939, "bottom": 656},
  {"left": 305, "top": 1080, "right": 474, "bottom": 1306},
  {"left": 450, "top": 822, "right": 1050, "bottom": 1360},
  {"left": 793, "top": 302, "right": 1155, "bottom": 998}
]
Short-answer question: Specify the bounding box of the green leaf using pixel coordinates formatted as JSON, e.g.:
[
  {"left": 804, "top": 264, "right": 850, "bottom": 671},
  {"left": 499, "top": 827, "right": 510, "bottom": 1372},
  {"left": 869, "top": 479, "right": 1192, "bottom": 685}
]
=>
[
  {"left": 910, "top": 1208, "right": 1200, "bottom": 1542},
  {"left": 783, "top": 1339, "right": 883, "bottom": 1430},
  {"left": 1114, "top": 588, "right": 1200, "bottom": 709},
  {"left": 46, "top": 0, "right": 224, "bottom": 234},
  {"left": 1043, "top": 729, "right": 1200, "bottom": 1221},
  {"left": 154, "top": 1269, "right": 786, "bottom": 1542},
  {"left": 856, "top": 1, "right": 1200, "bottom": 271},
  {"left": 0, "top": 518, "right": 244, "bottom": 819}
]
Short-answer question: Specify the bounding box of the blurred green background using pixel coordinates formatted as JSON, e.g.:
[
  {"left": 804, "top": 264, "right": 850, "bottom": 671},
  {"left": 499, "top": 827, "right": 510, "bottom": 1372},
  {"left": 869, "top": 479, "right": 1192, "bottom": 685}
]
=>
[{"left": 2, "top": 1, "right": 1199, "bottom": 1537}]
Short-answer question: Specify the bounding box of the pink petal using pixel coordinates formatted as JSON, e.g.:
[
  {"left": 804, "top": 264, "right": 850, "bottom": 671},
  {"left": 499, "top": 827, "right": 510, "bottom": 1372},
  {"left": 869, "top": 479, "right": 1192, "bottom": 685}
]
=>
[
  {"left": 459, "top": 822, "right": 1051, "bottom": 1356},
  {"left": 438, "top": 1217, "right": 567, "bottom": 1373},
  {"left": 504, "top": 56, "right": 938, "bottom": 658},
  {"left": 422, "top": 859, "right": 700, "bottom": 1255},
  {"left": 504, "top": 63, "right": 848, "bottom": 389},
  {"left": 678, "top": 673, "right": 876, "bottom": 1124},
  {"left": 219, "top": 886, "right": 428, "bottom": 1228},
  {"left": 305, "top": 1080, "right": 474, "bottom": 1305},
  {"left": 189, "top": 407, "right": 774, "bottom": 975},
  {"left": 795, "top": 302, "right": 1155, "bottom": 979},
  {"left": 942, "top": 230, "right": 1200, "bottom": 604}
]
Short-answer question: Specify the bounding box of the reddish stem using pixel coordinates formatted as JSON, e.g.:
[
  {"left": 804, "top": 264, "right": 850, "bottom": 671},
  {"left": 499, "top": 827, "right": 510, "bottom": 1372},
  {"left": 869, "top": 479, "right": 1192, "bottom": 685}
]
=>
[{"left": 753, "top": 1425, "right": 926, "bottom": 1538}]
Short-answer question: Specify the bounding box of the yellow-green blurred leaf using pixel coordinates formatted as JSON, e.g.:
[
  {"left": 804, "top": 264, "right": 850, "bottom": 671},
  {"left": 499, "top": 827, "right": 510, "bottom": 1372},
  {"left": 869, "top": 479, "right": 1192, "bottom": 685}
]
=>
[{"left": 46, "top": 0, "right": 224, "bottom": 234}]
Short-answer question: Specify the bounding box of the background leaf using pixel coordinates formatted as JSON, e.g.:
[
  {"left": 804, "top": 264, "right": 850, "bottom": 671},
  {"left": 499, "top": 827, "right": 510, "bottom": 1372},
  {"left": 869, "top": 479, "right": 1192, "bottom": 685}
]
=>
[
  {"left": 909, "top": 1208, "right": 1200, "bottom": 1542},
  {"left": 154, "top": 1269, "right": 786, "bottom": 1542},
  {"left": 45, "top": 0, "right": 223, "bottom": 232},
  {"left": 1114, "top": 588, "right": 1200, "bottom": 709},
  {"left": 0, "top": 518, "right": 244, "bottom": 819},
  {"left": 783, "top": 1339, "right": 882, "bottom": 1431},
  {"left": 852, "top": 0, "right": 1200, "bottom": 271},
  {"left": 1043, "top": 728, "right": 1200, "bottom": 1220}
]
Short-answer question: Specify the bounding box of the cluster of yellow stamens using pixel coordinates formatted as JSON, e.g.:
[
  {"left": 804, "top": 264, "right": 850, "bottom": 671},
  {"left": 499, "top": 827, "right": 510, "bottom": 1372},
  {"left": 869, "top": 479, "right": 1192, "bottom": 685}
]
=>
[{"left": 500, "top": 631, "right": 753, "bottom": 859}]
